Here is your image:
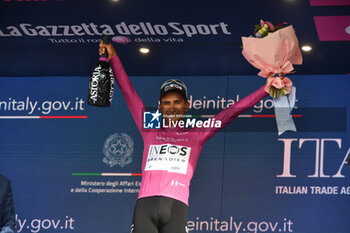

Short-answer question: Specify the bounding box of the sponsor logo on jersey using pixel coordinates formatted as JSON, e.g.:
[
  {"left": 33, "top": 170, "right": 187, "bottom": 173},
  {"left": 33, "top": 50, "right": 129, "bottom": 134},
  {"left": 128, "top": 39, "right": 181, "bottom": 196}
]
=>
[{"left": 145, "top": 144, "right": 191, "bottom": 174}]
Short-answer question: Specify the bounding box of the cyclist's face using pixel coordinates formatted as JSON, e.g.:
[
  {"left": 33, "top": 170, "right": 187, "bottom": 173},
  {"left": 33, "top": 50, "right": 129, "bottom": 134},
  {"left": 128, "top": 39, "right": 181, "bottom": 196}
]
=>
[{"left": 159, "top": 91, "right": 189, "bottom": 123}]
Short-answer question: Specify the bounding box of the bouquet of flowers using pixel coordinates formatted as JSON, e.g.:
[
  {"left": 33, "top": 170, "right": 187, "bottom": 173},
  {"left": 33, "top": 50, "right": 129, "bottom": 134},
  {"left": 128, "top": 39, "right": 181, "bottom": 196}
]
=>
[
  {"left": 241, "top": 20, "right": 303, "bottom": 135},
  {"left": 241, "top": 20, "right": 302, "bottom": 98}
]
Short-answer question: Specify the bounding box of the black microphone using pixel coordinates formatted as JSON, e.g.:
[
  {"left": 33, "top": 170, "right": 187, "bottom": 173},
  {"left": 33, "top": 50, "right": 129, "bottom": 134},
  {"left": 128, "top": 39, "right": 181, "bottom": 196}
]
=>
[{"left": 88, "top": 35, "right": 114, "bottom": 107}]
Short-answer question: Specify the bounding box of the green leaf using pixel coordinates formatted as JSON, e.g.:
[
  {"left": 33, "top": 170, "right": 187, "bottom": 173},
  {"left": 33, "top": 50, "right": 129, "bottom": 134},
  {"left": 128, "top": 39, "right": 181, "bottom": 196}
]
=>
[{"left": 254, "top": 24, "right": 262, "bottom": 33}]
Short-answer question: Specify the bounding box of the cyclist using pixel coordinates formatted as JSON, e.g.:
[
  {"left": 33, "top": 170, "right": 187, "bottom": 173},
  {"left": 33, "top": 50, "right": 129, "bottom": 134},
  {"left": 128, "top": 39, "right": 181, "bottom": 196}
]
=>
[{"left": 99, "top": 42, "right": 268, "bottom": 233}]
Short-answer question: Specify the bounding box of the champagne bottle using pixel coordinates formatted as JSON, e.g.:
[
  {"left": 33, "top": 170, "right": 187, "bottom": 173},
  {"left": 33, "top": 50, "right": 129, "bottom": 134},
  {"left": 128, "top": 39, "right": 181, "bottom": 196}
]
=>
[{"left": 88, "top": 35, "right": 114, "bottom": 107}]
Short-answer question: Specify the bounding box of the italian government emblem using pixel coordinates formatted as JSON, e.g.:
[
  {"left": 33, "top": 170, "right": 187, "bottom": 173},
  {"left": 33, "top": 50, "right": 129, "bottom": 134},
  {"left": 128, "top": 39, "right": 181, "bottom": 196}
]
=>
[{"left": 103, "top": 133, "right": 134, "bottom": 167}]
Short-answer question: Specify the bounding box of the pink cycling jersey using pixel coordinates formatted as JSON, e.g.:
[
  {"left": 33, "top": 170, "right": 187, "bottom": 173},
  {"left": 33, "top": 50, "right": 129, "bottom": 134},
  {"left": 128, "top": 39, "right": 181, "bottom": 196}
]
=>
[{"left": 110, "top": 54, "right": 268, "bottom": 206}]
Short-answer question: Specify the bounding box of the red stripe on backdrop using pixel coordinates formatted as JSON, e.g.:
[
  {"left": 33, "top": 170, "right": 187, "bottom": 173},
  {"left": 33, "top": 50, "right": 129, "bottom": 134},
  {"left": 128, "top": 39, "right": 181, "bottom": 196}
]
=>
[
  {"left": 40, "top": 116, "right": 88, "bottom": 119},
  {"left": 131, "top": 173, "right": 142, "bottom": 176},
  {"left": 251, "top": 115, "right": 276, "bottom": 118},
  {"left": 251, "top": 115, "right": 302, "bottom": 118}
]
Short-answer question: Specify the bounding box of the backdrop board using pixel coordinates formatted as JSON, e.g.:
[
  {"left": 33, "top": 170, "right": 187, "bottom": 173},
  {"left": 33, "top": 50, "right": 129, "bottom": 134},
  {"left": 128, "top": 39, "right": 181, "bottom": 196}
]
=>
[
  {"left": 0, "top": 74, "right": 349, "bottom": 233},
  {"left": 1, "top": 0, "right": 350, "bottom": 77}
]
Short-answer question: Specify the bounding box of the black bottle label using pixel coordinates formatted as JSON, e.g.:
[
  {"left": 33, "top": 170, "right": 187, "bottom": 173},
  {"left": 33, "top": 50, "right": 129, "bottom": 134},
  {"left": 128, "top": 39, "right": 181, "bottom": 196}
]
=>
[{"left": 88, "top": 58, "right": 114, "bottom": 107}]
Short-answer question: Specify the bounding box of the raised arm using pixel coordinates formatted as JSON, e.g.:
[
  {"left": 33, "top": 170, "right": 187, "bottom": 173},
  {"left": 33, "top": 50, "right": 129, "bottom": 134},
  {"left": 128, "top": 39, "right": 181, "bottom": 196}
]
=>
[
  {"left": 99, "top": 42, "right": 146, "bottom": 133},
  {"left": 198, "top": 84, "right": 268, "bottom": 144}
]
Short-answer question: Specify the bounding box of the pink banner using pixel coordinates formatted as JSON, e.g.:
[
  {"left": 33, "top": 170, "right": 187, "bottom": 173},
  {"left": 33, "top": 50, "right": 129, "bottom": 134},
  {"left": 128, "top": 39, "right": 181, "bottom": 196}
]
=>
[
  {"left": 314, "top": 16, "right": 350, "bottom": 41},
  {"left": 310, "top": 0, "right": 350, "bottom": 6}
]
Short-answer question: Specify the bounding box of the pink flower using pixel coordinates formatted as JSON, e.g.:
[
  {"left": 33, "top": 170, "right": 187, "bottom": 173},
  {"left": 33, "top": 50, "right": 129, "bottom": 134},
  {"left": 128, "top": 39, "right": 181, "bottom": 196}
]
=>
[{"left": 260, "top": 20, "right": 275, "bottom": 31}]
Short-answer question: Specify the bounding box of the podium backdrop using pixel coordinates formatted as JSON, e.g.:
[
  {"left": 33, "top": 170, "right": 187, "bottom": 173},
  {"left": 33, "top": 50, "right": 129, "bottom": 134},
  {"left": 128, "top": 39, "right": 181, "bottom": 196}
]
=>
[{"left": 0, "top": 74, "right": 349, "bottom": 233}]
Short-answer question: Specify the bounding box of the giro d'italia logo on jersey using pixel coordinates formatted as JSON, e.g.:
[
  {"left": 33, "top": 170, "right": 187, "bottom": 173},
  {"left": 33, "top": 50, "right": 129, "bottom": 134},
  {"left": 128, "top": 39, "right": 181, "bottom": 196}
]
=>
[
  {"left": 145, "top": 144, "right": 191, "bottom": 174},
  {"left": 103, "top": 133, "right": 134, "bottom": 167},
  {"left": 143, "top": 109, "right": 162, "bottom": 129}
]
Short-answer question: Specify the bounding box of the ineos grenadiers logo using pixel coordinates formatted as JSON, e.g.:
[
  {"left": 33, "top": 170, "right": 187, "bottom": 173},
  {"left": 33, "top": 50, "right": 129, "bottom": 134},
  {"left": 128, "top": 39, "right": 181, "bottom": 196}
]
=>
[
  {"left": 145, "top": 144, "right": 191, "bottom": 174},
  {"left": 148, "top": 144, "right": 189, "bottom": 156},
  {"left": 103, "top": 133, "right": 134, "bottom": 167}
]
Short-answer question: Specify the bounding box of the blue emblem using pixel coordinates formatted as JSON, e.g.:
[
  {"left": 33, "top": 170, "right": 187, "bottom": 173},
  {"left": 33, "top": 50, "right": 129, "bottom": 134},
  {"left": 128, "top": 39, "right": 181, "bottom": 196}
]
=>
[{"left": 103, "top": 133, "right": 134, "bottom": 167}]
